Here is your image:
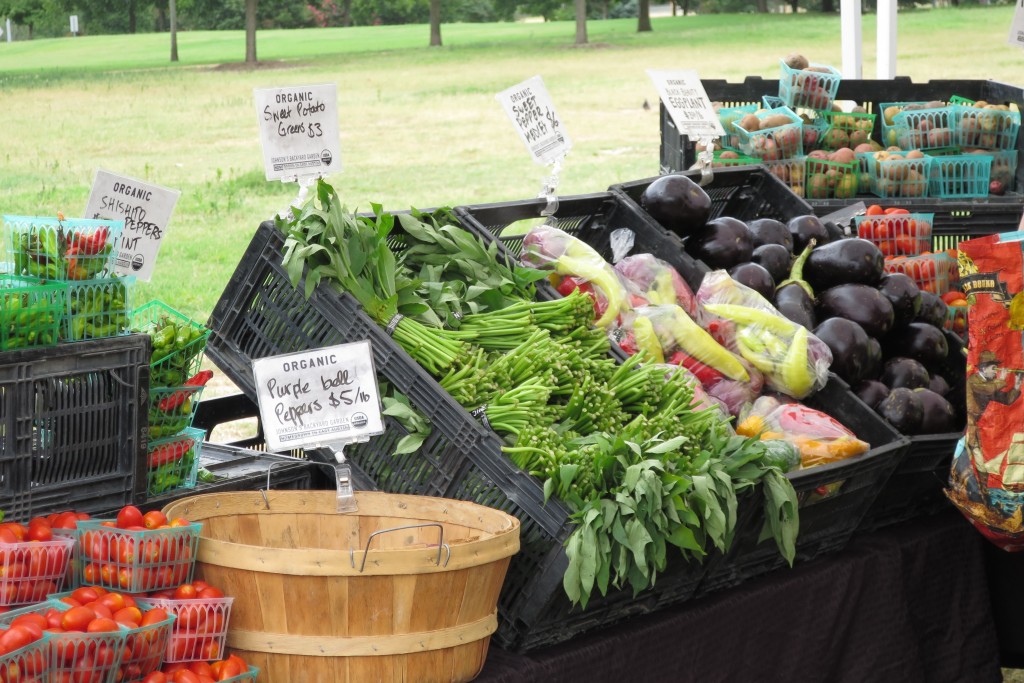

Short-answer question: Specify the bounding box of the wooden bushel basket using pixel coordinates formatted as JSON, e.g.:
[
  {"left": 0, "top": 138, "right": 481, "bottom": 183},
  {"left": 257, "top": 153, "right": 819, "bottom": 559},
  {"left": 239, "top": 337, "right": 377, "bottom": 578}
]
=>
[{"left": 162, "top": 490, "right": 521, "bottom": 683}]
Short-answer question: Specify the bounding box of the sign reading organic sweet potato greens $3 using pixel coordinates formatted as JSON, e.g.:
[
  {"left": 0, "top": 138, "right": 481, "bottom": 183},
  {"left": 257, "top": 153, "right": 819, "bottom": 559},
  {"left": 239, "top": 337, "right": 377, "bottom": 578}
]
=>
[
  {"left": 252, "top": 341, "right": 384, "bottom": 454},
  {"left": 84, "top": 169, "right": 180, "bottom": 283},
  {"left": 646, "top": 69, "right": 725, "bottom": 140},
  {"left": 1008, "top": 0, "right": 1024, "bottom": 49},
  {"left": 254, "top": 83, "right": 342, "bottom": 181},
  {"left": 495, "top": 76, "right": 571, "bottom": 166}
]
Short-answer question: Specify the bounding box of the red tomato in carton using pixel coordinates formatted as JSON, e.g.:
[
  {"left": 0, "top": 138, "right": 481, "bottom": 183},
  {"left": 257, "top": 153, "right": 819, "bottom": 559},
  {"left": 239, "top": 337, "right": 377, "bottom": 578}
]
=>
[{"left": 116, "top": 506, "right": 144, "bottom": 530}]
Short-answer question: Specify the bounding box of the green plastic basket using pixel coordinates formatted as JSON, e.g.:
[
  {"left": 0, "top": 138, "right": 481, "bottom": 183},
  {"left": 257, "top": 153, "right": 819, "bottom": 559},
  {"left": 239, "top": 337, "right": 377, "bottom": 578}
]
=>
[
  {"left": 955, "top": 104, "right": 1020, "bottom": 151},
  {"left": 763, "top": 156, "right": 807, "bottom": 197},
  {"left": 0, "top": 275, "right": 67, "bottom": 351},
  {"left": 75, "top": 520, "right": 201, "bottom": 593},
  {"left": 778, "top": 60, "right": 841, "bottom": 110},
  {"left": 853, "top": 212, "right": 934, "bottom": 257},
  {"left": 65, "top": 276, "right": 135, "bottom": 341},
  {"left": 3, "top": 215, "right": 123, "bottom": 281},
  {"left": 862, "top": 152, "right": 933, "bottom": 198},
  {"left": 878, "top": 101, "right": 939, "bottom": 148},
  {"left": 147, "top": 427, "right": 204, "bottom": 496},
  {"left": 927, "top": 152, "right": 993, "bottom": 198},
  {"left": 804, "top": 156, "right": 859, "bottom": 199},
  {"left": 132, "top": 300, "right": 211, "bottom": 389},
  {"left": 148, "top": 384, "right": 206, "bottom": 440},
  {"left": 817, "top": 109, "right": 877, "bottom": 150},
  {"left": 732, "top": 105, "right": 804, "bottom": 160}
]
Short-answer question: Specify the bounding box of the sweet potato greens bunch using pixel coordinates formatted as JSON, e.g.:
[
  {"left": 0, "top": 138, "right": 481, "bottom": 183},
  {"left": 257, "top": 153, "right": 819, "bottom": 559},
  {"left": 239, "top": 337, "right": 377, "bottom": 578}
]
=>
[{"left": 278, "top": 179, "right": 797, "bottom": 606}]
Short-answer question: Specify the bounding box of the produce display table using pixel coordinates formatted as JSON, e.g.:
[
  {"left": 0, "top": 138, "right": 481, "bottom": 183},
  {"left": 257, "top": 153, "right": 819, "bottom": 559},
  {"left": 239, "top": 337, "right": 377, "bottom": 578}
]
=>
[{"left": 477, "top": 512, "right": 1000, "bottom": 683}]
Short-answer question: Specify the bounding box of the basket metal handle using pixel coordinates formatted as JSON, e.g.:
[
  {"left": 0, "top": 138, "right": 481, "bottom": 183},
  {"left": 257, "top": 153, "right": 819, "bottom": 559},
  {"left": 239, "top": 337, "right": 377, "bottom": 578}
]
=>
[
  {"left": 260, "top": 461, "right": 290, "bottom": 509},
  {"left": 350, "top": 522, "right": 451, "bottom": 573}
]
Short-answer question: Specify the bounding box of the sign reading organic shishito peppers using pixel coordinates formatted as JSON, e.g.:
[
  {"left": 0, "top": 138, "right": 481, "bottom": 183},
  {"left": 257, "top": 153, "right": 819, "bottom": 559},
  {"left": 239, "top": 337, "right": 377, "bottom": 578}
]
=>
[{"left": 84, "top": 169, "right": 181, "bottom": 283}]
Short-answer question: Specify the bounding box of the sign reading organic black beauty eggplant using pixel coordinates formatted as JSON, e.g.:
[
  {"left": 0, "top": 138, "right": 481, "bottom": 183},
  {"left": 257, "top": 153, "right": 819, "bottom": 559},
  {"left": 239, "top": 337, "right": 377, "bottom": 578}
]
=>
[
  {"left": 84, "top": 169, "right": 180, "bottom": 283},
  {"left": 252, "top": 341, "right": 384, "bottom": 453},
  {"left": 496, "top": 75, "right": 571, "bottom": 166},
  {"left": 254, "top": 83, "right": 342, "bottom": 181},
  {"left": 1009, "top": 0, "right": 1024, "bottom": 49},
  {"left": 647, "top": 69, "right": 725, "bottom": 140}
]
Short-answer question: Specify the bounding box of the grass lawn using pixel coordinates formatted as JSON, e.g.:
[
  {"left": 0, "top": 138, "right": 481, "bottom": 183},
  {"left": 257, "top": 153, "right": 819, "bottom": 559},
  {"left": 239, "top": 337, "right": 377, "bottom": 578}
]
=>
[{"left": 0, "top": 7, "right": 1020, "bottom": 320}]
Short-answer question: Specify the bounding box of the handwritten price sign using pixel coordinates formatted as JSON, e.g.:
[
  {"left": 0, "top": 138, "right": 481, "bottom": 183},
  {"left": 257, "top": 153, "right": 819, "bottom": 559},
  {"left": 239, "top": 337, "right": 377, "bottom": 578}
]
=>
[
  {"left": 252, "top": 341, "right": 384, "bottom": 452},
  {"left": 647, "top": 69, "right": 724, "bottom": 140},
  {"left": 84, "top": 169, "right": 180, "bottom": 283},
  {"left": 254, "top": 83, "right": 342, "bottom": 181},
  {"left": 496, "top": 75, "right": 571, "bottom": 166}
]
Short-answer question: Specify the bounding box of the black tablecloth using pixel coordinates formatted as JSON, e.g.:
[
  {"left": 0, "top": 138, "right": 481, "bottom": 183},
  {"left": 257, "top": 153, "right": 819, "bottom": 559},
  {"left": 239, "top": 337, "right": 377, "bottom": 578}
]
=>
[{"left": 477, "top": 512, "right": 1001, "bottom": 683}]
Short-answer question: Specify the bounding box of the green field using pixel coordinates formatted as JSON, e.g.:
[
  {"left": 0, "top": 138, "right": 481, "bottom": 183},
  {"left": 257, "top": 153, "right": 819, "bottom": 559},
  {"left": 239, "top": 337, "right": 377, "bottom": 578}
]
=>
[{"left": 0, "top": 7, "right": 1020, "bottom": 320}]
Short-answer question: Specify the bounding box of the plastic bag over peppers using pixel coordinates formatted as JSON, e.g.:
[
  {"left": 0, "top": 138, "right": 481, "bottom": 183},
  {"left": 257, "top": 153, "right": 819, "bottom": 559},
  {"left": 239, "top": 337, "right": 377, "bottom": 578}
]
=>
[
  {"left": 612, "top": 303, "right": 764, "bottom": 417},
  {"left": 697, "top": 270, "right": 832, "bottom": 399},
  {"left": 737, "top": 395, "right": 870, "bottom": 468},
  {"left": 613, "top": 253, "right": 698, "bottom": 318},
  {"left": 521, "top": 225, "right": 632, "bottom": 329},
  {"left": 947, "top": 230, "right": 1024, "bottom": 551}
]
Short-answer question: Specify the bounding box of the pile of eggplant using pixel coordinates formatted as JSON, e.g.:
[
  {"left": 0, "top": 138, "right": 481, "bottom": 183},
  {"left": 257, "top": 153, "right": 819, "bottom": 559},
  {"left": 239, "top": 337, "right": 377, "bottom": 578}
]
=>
[{"left": 640, "top": 173, "right": 964, "bottom": 436}]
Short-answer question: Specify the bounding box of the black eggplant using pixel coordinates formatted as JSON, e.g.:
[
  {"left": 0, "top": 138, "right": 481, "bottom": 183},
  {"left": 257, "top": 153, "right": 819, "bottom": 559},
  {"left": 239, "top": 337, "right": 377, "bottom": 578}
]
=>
[
  {"left": 877, "top": 273, "right": 922, "bottom": 328},
  {"left": 813, "top": 317, "right": 873, "bottom": 386},
  {"left": 774, "top": 240, "right": 816, "bottom": 330},
  {"left": 914, "top": 388, "right": 958, "bottom": 433},
  {"left": 915, "top": 291, "right": 949, "bottom": 328},
  {"left": 728, "top": 262, "right": 775, "bottom": 300},
  {"left": 884, "top": 322, "right": 949, "bottom": 365},
  {"left": 747, "top": 218, "right": 793, "bottom": 250},
  {"left": 855, "top": 380, "right": 890, "bottom": 409},
  {"left": 804, "top": 238, "right": 885, "bottom": 291},
  {"left": 640, "top": 174, "right": 712, "bottom": 237},
  {"left": 684, "top": 216, "right": 754, "bottom": 270},
  {"left": 880, "top": 357, "right": 931, "bottom": 390},
  {"left": 864, "top": 336, "right": 883, "bottom": 380},
  {"left": 787, "top": 215, "right": 830, "bottom": 253},
  {"left": 816, "top": 283, "right": 895, "bottom": 338},
  {"left": 752, "top": 243, "right": 792, "bottom": 283},
  {"left": 877, "top": 387, "right": 925, "bottom": 434}
]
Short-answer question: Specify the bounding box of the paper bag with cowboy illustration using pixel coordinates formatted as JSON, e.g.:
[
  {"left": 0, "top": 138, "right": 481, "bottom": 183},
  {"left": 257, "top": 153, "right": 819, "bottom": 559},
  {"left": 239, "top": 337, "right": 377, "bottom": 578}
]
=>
[{"left": 948, "top": 230, "right": 1024, "bottom": 551}]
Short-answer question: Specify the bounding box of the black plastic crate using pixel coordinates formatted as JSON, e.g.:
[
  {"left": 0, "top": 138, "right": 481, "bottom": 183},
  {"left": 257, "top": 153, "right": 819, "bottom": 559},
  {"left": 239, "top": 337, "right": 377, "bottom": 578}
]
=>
[
  {"left": 204, "top": 219, "right": 706, "bottom": 652},
  {"left": 858, "top": 330, "right": 967, "bottom": 531},
  {"left": 456, "top": 191, "right": 709, "bottom": 294},
  {"left": 0, "top": 335, "right": 150, "bottom": 519},
  {"left": 609, "top": 168, "right": 815, "bottom": 293},
  {"left": 695, "top": 375, "right": 909, "bottom": 597},
  {"left": 660, "top": 77, "right": 1024, "bottom": 243}
]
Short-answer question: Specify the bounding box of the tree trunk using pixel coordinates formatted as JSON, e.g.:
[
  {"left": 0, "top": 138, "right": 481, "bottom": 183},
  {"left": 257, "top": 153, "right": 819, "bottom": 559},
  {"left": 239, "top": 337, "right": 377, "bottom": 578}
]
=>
[
  {"left": 682, "top": 0, "right": 690, "bottom": 15},
  {"left": 821, "top": 0, "right": 834, "bottom": 11},
  {"left": 128, "top": 0, "right": 137, "bottom": 33},
  {"left": 671, "top": 0, "right": 677, "bottom": 16},
  {"left": 574, "top": 0, "right": 586, "bottom": 44},
  {"left": 638, "top": 0, "right": 652, "bottom": 31},
  {"left": 170, "top": 0, "right": 178, "bottom": 61},
  {"left": 788, "top": 0, "right": 798, "bottom": 12},
  {"left": 757, "top": 0, "right": 768, "bottom": 12},
  {"left": 155, "top": 6, "right": 166, "bottom": 31},
  {"left": 429, "top": 0, "right": 441, "bottom": 46},
  {"left": 341, "top": 0, "right": 352, "bottom": 26},
  {"left": 245, "top": 0, "right": 258, "bottom": 64}
]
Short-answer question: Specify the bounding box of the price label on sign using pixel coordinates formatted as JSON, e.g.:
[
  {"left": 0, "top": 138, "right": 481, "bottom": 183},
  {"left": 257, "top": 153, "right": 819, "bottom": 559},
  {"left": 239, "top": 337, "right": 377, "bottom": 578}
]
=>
[
  {"left": 1008, "top": 0, "right": 1024, "bottom": 49},
  {"left": 647, "top": 69, "right": 725, "bottom": 139},
  {"left": 252, "top": 341, "right": 384, "bottom": 453},
  {"left": 496, "top": 75, "right": 571, "bottom": 166},
  {"left": 84, "top": 169, "right": 180, "bottom": 283},
  {"left": 254, "top": 83, "right": 342, "bottom": 182}
]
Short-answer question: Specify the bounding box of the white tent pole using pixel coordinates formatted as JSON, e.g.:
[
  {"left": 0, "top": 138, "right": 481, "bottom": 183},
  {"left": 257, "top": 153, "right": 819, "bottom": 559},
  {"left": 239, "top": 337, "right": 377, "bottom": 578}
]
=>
[
  {"left": 877, "top": 0, "right": 897, "bottom": 79},
  {"left": 841, "top": 0, "right": 863, "bottom": 79}
]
